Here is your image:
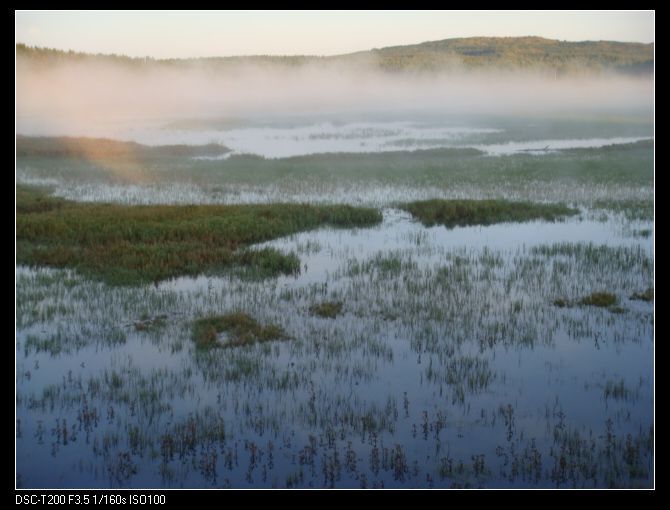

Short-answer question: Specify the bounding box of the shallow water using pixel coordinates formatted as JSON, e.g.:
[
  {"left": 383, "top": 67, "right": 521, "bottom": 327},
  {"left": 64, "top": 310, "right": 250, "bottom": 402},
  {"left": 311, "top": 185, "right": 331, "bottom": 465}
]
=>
[
  {"left": 127, "top": 121, "right": 649, "bottom": 158},
  {"left": 474, "top": 137, "right": 650, "bottom": 156},
  {"left": 16, "top": 210, "right": 654, "bottom": 488},
  {"left": 17, "top": 116, "right": 651, "bottom": 159}
]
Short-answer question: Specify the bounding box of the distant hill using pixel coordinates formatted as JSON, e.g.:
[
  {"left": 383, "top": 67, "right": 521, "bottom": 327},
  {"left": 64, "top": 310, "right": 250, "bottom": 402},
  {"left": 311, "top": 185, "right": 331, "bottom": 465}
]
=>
[
  {"left": 16, "top": 36, "right": 653, "bottom": 75},
  {"left": 362, "top": 36, "right": 653, "bottom": 74}
]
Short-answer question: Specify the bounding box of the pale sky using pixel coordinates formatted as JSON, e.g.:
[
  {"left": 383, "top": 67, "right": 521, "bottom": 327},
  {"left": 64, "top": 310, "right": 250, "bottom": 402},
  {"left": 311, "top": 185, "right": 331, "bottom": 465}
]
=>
[{"left": 15, "top": 10, "right": 654, "bottom": 59}]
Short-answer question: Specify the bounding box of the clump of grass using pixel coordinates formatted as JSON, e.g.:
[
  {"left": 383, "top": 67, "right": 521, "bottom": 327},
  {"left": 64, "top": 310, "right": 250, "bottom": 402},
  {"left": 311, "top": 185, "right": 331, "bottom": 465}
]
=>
[
  {"left": 630, "top": 288, "right": 654, "bottom": 302},
  {"left": 309, "top": 301, "right": 343, "bottom": 319},
  {"left": 235, "top": 248, "right": 300, "bottom": 278},
  {"left": 16, "top": 186, "right": 382, "bottom": 285},
  {"left": 579, "top": 292, "right": 617, "bottom": 307},
  {"left": 133, "top": 314, "right": 167, "bottom": 332},
  {"left": 400, "top": 199, "right": 578, "bottom": 228},
  {"left": 553, "top": 298, "right": 571, "bottom": 308},
  {"left": 603, "top": 379, "right": 630, "bottom": 401},
  {"left": 192, "top": 313, "right": 287, "bottom": 349}
]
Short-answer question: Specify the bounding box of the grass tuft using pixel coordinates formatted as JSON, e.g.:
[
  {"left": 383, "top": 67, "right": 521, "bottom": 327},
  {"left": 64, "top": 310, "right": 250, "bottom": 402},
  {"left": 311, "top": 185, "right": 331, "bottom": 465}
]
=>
[
  {"left": 192, "top": 313, "right": 287, "bottom": 349},
  {"left": 579, "top": 292, "right": 617, "bottom": 307},
  {"left": 630, "top": 288, "right": 654, "bottom": 302},
  {"left": 133, "top": 314, "right": 168, "bottom": 332},
  {"left": 553, "top": 298, "right": 571, "bottom": 308},
  {"left": 309, "top": 301, "right": 344, "bottom": 319}
]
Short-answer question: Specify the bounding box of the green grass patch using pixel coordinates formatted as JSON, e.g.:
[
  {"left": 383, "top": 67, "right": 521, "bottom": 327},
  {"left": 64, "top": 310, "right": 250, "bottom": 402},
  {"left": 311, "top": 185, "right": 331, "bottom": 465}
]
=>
[
  {"left": 16, "top": 185, "right": 67, "bottom": 214},
  {"left": 192, "top": 313, "right": 287, "bottom": 349},
  {"left": 630, "top": 288, "right": 654, "bottom": 302},
  {"left": 560, "top": 139, "right": 653, "bottom": 154},
  {"left": 235, "top": 248, "right": 301, "bottom": 279},
  {"left": 579, "top": 292, "right": 617, "bottom": 307},
  {"left": 16, "top": 186, "right": 382, "bottom": 285},
  {"left": 17, "top": 134, "right": 653, "bottom": 214},
  {"left": 400, "top": 199, "right": 578, "bottom": 228},
  {"left": 16, "top": 135, "right": 229, "bottom": 159},
  {"left": 553, "top": 298, "right": 571, "bottom": 308},
  {"left": 556, "top": 292, "right": 623, "bottom": 309},
  {"left": 309, "top": 301, "right": 343, "bottom": 319}
]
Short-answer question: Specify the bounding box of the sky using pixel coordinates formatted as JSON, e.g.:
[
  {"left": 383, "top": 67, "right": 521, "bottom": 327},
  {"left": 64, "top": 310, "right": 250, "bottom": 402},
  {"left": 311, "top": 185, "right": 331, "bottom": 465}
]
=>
[{"left": 15, "top": 10, "right": 654, "bottom": 59}]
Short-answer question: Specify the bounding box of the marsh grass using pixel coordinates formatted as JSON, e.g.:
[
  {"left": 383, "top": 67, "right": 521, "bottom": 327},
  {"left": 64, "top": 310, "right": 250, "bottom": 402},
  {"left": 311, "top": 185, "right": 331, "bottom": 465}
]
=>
[
  {"left": 309, "top": 301, "right": 344, "bottom": 319},
  {"left": 630, "top": 288, "right": 654, "bottom": 302},
  {"left": 17, "top": 136, "right": 653, "bottom": 216},
  {"left": 579, "top": 292, "right": 617, "bottom": 307},
  {"left": 16, "top": 135, "right": 230, "bottom": 159},
  {"left": 401, "top": 199, "right": 577, "bottom": 228},
  {"left": 633, "top": 229, "right": 652, "bottom": 238},
  {"left": 16, "top": 185, "right": 67, "bottom": 213},
  {"left": 16, "top": 186, "right": 382, "bottom": 285},
  {"left": 15, "top": 210, "right": 654, "bottom": 487},
  {"left": 235, "top": 248, "right": 301, "bottom": 279},
  {"left": 14, "top": 132, "right": 654, "bottom": 488},
  {"left": 192, "top": 312, "right": 287, "bottom": 349},
  {"left": 133, "top": 314, "right": 168, "bottom": 332},
  {"left": 603, "top": 379, "right": 632, "bottom": 402}
]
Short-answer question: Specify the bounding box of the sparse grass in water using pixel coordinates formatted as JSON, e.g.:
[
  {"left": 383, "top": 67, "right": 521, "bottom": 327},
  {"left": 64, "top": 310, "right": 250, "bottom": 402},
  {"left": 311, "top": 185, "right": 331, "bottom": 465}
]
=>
[
  {"left": 401, "top": 199, "right": 578, "bottom": 228},
  {"left": 604, "top": 379, "right": 631, "bottom": 401},
  {"left": 630, "top": 288, "right": 654, "bottom": 302},
  {"left": 309, "top": 301, "right": 344, "bottom": 319},
  {"left": 594, "top": 200, "right": 654, "bottom": 222},
  {"left": 133, "top": 314, "right": 167, "bottom": 332},
  {"left": 14, "top": 129, "right": 654, "bottom": 488},
  {"left": 16, "top": 185, "right": 382, "bottom": 285},
  {"left": 192, "top": 313, "right": 287, "bottom": 349}
]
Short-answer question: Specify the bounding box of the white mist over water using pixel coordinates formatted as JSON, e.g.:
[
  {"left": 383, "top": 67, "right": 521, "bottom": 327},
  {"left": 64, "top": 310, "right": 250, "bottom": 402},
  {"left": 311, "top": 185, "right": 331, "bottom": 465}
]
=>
[{"left": 16, "top": 56, "right": 653, "bottom": 157}]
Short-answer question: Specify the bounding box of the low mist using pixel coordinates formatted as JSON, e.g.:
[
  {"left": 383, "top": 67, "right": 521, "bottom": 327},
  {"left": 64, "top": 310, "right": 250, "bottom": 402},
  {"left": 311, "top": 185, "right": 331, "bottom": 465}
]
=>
[{"left": 16, "top": 56, "right": 653, "bottom": 140}]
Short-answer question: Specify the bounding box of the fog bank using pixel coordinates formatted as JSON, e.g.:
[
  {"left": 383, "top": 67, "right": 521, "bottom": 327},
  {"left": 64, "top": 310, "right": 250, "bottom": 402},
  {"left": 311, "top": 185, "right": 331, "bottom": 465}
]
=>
[{"left": 16, "top": 57, "right": 653, "bottom": 139}]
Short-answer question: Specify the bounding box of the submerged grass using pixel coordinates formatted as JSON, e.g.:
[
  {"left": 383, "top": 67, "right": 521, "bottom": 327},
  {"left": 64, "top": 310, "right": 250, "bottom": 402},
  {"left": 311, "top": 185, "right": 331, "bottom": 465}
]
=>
[
  {"left": 16, "top": 186, "right": 382, "bottom": 285},
  {"left": 192, "top": 312, "right": 286, "bottom": 349},
  {"left": 400, "top": 199, "right": 578, "bottom": 228}
]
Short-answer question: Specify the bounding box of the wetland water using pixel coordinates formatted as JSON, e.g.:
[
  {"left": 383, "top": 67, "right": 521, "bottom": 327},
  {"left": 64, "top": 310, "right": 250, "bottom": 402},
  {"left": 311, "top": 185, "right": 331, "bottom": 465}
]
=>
[
  {"left": 15, "top": 21, "right": 655, "bottom": 487},
  {"left": 16, "top": 204, "right": 653, "bottom": 487}
]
